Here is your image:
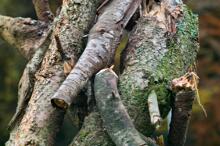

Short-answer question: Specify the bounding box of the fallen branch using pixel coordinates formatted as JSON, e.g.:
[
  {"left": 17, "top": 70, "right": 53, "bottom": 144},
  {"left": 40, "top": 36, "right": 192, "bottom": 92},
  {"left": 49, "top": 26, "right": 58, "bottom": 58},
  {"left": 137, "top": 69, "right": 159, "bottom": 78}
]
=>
[
  {"left": 0, "top": 15, "right": 50, "bottom": 59},
  {"left": 51, "top": 0, "right": 142, "bottom": 109},
  {"left": 94, "top": 68, "right": 156, "bottom": 146},
  {"left": 167, "top": 72, "right": 198, "bottom": 146}
]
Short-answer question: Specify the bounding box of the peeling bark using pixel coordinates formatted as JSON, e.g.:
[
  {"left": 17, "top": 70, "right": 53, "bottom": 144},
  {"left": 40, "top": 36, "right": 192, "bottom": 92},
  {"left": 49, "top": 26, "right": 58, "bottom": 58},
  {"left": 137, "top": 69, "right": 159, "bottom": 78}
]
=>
[
  {"left": 118, "top": 3, "right": 198, "bottom": 136},
  {"left": 3, "top": 0, "right": 199, "bottom": 145},
  {"left": 0, "top": 15, "right": 49, "bottom": 59},
  {"left": 51, "top": 0, "right": 142, "bottom": 108},
  {"left": 69, "top": 2, "right": 199, "bottom": 146}
]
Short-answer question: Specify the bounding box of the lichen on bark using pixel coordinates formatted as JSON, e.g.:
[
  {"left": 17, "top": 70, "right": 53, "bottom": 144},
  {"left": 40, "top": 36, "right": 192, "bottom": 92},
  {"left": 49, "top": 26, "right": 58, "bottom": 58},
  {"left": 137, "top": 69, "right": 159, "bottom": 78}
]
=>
[{"left": 119, "top": 5, "right": 199, "bottom": 136}]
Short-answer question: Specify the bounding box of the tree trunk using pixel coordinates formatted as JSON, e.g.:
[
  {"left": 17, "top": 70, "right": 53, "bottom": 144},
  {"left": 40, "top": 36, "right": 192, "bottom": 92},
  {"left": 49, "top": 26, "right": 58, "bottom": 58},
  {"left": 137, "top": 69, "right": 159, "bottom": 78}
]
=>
[{"left": 0, "top": 0, "right": 199, "bottom": 145}]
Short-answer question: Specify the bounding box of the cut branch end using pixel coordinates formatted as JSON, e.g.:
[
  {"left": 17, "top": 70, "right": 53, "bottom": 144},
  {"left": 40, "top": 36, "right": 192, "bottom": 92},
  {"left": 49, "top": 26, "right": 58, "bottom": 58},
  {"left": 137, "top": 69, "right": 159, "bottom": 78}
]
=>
[{"left": 51, "top": 98, "right": 68, "bottom": 110}]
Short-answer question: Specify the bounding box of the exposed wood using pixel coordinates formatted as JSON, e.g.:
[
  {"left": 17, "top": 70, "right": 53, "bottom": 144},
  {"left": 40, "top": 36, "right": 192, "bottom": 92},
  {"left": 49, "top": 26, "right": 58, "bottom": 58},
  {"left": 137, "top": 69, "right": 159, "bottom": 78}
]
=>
[
  {"left": 167, "top": 72, "right": 198, "bottom": 146},
  {"left": 0, "top": 15, "right": 50, "bottom": 59},
  {"left": 68, "top": 2, "right": 199, "bottom": 145},
  {"left": 51, "top": 0, "right": 142, "bottom": 109},
  {"left": 147, "top": 90, "right": 162, "bottom": 128},
  {"left": 94, "top": 68, "right": 156, "bottom": 146},
  {"left": 118, "top": 2, "right": 199, "bottom": 137}
]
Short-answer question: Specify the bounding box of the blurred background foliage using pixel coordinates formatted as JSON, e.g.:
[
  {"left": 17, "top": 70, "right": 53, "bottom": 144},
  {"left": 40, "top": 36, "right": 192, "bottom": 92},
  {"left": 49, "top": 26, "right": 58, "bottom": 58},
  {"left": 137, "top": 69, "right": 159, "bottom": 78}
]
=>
[{"left": 0, "top": 0, "right": 219, "bottom": 145}]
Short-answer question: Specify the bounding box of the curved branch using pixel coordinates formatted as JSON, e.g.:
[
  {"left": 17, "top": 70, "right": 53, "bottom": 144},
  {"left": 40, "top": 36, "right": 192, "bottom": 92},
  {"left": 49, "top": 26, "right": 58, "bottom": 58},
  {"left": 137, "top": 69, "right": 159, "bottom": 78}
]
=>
[
  {"left": 94, "top": 68, "right": 156, "bottom": 146},
  {"left": 0, "top": 15, "right": 50, "bottom": 59},
  {"left": 51, "top": 0, "right": 142, "bottom": 109}
]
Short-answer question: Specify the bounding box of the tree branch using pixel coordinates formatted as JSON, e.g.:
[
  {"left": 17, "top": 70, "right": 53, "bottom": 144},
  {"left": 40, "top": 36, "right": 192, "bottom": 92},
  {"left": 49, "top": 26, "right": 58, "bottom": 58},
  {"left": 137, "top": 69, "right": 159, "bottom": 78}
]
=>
[
  {"left": 167, "top": 72, "right": 198, "bottom": 146},
  {"left": 118, "top": 1, "right": 199, "bottom": 137},
  {"left": 32, "top": 0, "right": 54, "bottom": 22},
  {"left": 0, "top": 15, "right": 50, "bottom": 59},
  {"left": 8, "top": 29, "right": 52, "bottom": 130},
  {"left": 70, "top": 2, "right": 199, "bottom": 146},
  {"left": 6, "top": 0, "right": 102, "bottom": 145},
  {"left": 94, "top": 68, "right": 156, "bottom": 146},
  {"left": 51, "top": 0, "right": 142, "bottom": 109}
]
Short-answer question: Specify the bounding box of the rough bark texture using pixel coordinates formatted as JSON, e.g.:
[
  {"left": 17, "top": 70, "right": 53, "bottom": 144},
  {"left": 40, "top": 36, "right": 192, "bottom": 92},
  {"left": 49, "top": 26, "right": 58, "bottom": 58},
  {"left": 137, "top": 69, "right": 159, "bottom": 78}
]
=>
[
  {"left": 8, "top": 29, "right": 52, "bottom": 129},
  {"left": 6, "top": 0, "right": 101, "bottom": 145},
  {"left": 51, "top": 0, "right": 142, "bottom": 108},
  {"left": 0, "top": 15, "right": 49, "bottom": 59},
  {"left": 69, "top": 4, "right": 199, "bottom": 146},
  {"left": 119, "top": 5, "right": 199, "bottom": 136},
  {"left": 2, "top": 0, "right": 199, "bottom": 145}
]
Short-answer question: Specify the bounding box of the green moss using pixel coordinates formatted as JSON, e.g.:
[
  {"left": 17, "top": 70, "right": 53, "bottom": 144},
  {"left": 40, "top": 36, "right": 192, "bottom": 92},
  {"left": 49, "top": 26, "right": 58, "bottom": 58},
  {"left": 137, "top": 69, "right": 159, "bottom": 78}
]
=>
[
  {"left": 155, "top": 5, "right": 199, "bottom": 82},
  {"left": 119, "top": 5, "right": 199, "bottom": 136}
]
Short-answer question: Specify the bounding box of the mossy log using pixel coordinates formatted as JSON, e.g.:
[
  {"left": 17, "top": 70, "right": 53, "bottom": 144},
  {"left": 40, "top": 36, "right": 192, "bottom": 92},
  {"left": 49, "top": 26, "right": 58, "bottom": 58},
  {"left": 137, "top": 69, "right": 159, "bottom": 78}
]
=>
[
  {"left": 70, "top": 4, "right": 199, "bottom": 146},
  {"left": 119, "top": 5, "right": 199, "bottom": 136}
]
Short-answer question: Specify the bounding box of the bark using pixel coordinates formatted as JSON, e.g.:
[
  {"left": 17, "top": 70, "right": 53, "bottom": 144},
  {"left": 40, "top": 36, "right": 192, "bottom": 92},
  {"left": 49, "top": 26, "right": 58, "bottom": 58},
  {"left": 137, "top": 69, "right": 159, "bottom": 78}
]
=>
[
  {"left": 2, "top": 0, "right": 199, "bottom": 145},
  {"left": 0, "top": 15, "right": 49, "bottom": 59},
  {"left": 118, "top": 3, "right": 199, "bottom": 136},
  {"left": 94, "top": 68, "right": 156, "bottom": 146},
  {"left": 6, "top": 0, "right": 101, "bottom": 145},
  {"left": 32, "top": 0, "right": 54, "bottom": 22},
  {"left": 8, "top": 29, "right": 52, "bottom": 129},
  {"left": 69, "top": 2, "right": 199, "bottom": 146},
  {"left": 51, "top": 0, "right": 142, "bottom": 108},
  {"left": 167, "top": 72, "right": 198, "bottom": 146}
]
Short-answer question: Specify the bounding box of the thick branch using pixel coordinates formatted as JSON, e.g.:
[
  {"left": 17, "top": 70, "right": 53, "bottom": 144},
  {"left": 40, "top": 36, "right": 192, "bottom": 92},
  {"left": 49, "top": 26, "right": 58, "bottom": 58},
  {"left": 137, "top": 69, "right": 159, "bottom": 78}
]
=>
[
  {"left": 118, "top": 2, "right": 199, "bottom": 137},
  {"left": 94, "top": 68, "right": 156, "bottom": 146},
  {"left": 32, "top": 0, "right": 54, "bottom": 22},
  {"left": 6, "top": 0, "right": 102, "bottom": 145},
  {"left": 51, "top": 0, "right": 142, "bottom": 109},
  {"left": 70, "top": 2, "right": 199, "bottom": 146},
  {"left": 0, "top": 15, "right": 50, "bottom": 59},
  {"left": 8, "top": 29, "right": 52, "bottom": 130},
  {"left": 167, "top": 72, "right": 197, "bottom": 146}
]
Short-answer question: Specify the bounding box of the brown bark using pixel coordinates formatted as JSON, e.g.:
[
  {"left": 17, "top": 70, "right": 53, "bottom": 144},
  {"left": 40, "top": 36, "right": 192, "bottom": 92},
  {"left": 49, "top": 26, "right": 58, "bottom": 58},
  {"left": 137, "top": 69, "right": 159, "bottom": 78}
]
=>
[
  {"left": 0, "top": 15, "right": 50, "bottom": 59},
  {"left": 0, "top": 0, "right": 199, "bottom": 145},
  {"left": 32, "top": 0, "right": 54, "bottom": 22},
  {"left": 167, "top": 72, "right": 198, "bottom": 146},
  {"left": 5, "top": 0, "right": 102, "bottom": 145},
  {"left": 8, "top": 29, "right": 52, "bottom": 129}
]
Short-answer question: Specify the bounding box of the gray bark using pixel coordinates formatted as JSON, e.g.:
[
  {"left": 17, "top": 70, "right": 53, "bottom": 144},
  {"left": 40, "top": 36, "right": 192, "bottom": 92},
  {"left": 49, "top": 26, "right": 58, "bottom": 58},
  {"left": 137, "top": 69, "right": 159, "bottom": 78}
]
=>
[
  {"left": 6, "top": 0, "right": 101, "bottom": 145},
  {"left": 69, "top": 2, "right": 199, "bottom": 146},
  {"left": 0, "top": 0, "right": 199, "bottom": 145}
]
